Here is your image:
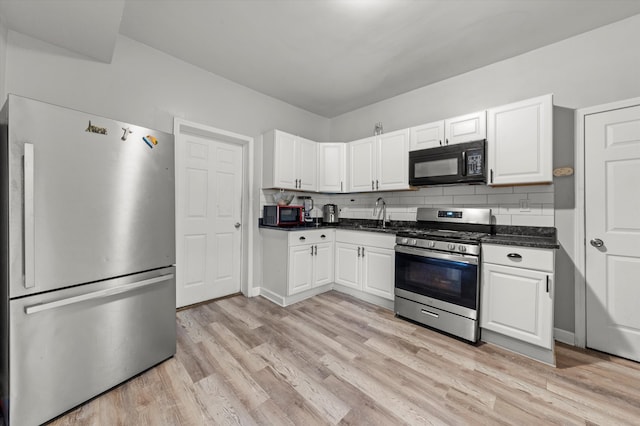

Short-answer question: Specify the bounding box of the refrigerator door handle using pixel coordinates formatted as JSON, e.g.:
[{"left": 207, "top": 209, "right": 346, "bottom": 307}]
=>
[
  {"left": 24, "top": 143, "right": 35, "bottom": 289},
  {"left": 24, "top": 273, "right": 175, "bottom": 315}
]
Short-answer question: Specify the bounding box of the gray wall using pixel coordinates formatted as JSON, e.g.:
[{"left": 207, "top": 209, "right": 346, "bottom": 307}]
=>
[
  {"left": 329, "top": 13, "right": 640, "bottom": 142},
  {"left": 4, "top": 31, "right": 330, "bottom": 140}
]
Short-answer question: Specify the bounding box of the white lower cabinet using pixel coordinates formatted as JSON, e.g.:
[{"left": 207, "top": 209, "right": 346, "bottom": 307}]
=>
[
  {"left": 480, "top": 244, "right": 555, "bottom": 364},
  {"left": 334, "top": 231, "right": 395, "bottom": 301},
  {"left": 261, "top": 229, "right": 335, "bottom": 306}
]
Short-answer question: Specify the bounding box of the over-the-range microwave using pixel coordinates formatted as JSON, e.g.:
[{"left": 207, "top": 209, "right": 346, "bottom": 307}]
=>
[{"left": 409, "top": 140, "right": 486, "bottom": 186}]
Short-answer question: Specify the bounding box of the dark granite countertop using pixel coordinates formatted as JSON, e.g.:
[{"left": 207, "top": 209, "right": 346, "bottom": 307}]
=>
[{"left": 259, "top": 220, "right": 558, "bottom": 249}]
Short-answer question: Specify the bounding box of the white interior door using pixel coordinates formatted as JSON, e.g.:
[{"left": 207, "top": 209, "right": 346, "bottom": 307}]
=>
[
  {"left": 176, "top": 133, "right": 244, "bottom": 307},
  {"left": 585, "top": 104, "right": 640, "bottom": 361}
]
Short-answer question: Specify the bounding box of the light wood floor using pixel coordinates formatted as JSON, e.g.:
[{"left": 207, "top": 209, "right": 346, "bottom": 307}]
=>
[{"left": 50, "top": 291, "right": 640, "bottom": 425}]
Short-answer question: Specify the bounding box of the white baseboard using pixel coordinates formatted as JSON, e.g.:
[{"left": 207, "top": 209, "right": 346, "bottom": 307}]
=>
[{"left": 554, "top": 328, "right": 575, "bottom": 345}]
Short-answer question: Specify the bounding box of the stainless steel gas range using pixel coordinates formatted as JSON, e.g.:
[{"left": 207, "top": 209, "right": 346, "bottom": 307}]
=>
[{"left": 394, "top": 207, "right": 492, "bottom": 342}]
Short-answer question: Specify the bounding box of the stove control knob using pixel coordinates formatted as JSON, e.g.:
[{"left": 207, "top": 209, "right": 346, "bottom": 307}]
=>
[
  {"left": 410, "top": 239, "right": 417, "bottom": 246},
  {"left": 401, "top": 238, "right": 408, "bottom": 244},
  {"left": 458, "top": 245, "right": 467, "bottom": 253},
  {"left": 448, "top": 243, "right": 456, "bottom": 250}
]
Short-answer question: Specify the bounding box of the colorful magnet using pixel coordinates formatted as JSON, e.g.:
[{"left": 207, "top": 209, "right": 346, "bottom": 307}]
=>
[{"left": 142, "top": 135, "right": 158, "bottom": 148}]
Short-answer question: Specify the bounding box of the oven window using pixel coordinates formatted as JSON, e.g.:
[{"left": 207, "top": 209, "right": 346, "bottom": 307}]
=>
[{"left": 395, "top": 251, "right": 478, "bottom": 310}]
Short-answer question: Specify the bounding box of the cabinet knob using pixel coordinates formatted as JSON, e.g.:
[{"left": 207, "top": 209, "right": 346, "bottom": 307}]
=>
[
  {"left": 321, "top": 234, "right": 326, "bottom": 238},
  {"left": 590, "top": 238, "right": 604, "bottom": 248},
  {"left": 299, "top": 236, "right": 306, "bottom": 241}
]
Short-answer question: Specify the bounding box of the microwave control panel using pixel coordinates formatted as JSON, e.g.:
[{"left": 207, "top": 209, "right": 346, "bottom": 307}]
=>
[{"left": 466, "top": 149, "right": 483, "bottom": 176}]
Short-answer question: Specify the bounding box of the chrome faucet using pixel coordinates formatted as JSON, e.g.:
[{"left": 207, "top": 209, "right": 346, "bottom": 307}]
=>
[{"left": 373, "top": 197, "right": 387, "bottom": 228}]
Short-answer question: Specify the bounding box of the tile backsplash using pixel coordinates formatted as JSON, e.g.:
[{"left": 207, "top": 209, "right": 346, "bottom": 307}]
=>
[{"left": 261, "top": 184, "right": 554, "bottom": 226}]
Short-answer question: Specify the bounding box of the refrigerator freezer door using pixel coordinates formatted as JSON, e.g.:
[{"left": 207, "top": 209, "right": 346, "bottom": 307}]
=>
[
  {"left": 7, "top": 96, "right": 175, "bottom": 298},
  {"left": 8, "top": 267, "right": 176, "bottom": 426}
]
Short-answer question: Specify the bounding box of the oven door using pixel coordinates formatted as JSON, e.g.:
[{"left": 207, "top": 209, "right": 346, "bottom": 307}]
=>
[{"left": 394, "top": 245, "right": 479, "bottom": 318}]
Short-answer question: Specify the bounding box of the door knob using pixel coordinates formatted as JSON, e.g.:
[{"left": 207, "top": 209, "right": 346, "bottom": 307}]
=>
[
  {"left": 590, "top": 238, "right": 604, "bottom": 248},
  {"left": 234, "top": 222, "right": 241, "bottom": 229}
]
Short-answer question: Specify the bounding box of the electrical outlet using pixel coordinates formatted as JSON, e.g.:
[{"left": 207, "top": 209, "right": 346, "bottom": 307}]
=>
[{"left": 519, "top": 199, "right": 530, "bottom": 212}]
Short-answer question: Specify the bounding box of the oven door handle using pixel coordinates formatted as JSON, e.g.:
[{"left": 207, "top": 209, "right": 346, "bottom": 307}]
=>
[{"left": 394, "top": 245, "right": 478, "bottom": 265}]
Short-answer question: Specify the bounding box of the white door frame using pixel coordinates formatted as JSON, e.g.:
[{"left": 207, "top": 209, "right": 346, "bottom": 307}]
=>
[
  {"left": 574, "top": 95, "right": 640, "bottom": 348},
  {"left": 174, "top": 118, "right": 255, "bottom": 299}
]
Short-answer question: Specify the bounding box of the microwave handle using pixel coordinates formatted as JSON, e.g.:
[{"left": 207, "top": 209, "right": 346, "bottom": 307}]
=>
[{"left": 461, "top": 151, "right": 467, "bottom": 176}]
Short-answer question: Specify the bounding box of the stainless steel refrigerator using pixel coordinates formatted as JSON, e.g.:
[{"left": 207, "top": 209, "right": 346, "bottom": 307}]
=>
[{"left": 0, "top": 95, "right": 176, "bottom": 426}]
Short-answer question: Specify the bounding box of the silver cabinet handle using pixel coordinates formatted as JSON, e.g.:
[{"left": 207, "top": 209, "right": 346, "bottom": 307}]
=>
[
  {"left": 314, "top": 245, "right": 318, "bottom": 255},
  {"left": 546, "top": 275, "right": 550, "bottom": 293},
  {"left": 357, "top": 247, "right": 361, "bottom": 257},
  {"left": 361, "top": 247, "right": 365, "bottom": 257},
  {"left": 376, "top": 180, "right": 379, "bottom": 190},
  {"left": 439, "top": 140, "right": 442, "bottom": 146},
  {"left": 340, "top": 181, "right": 343, "bottom": 192},
  {"left": 371, "top": 180, "right": 374, "bottom": 190},
  {"left": 25, "top": 273, "right": 175, "bottom": 314},
  {"left": 234, "top": 222, "right": 241, "bottom": 229},
  {"left": 24, "top": 143, "right": 35, "bottom": 289},
  {"left": 421, "top": 309, "right": 439, "bottom": 318},
  {"left": 507, "top": 253, "right": 522, "bottom": 259},
  {"left": 590, "top": 238, "right": 604, "bottom": 248},
  {"left": 310, "top": 246, "right": 314, "bottom": 255},
  {"left": 490, "top": 169, "right": 494, "bottom": 184}
]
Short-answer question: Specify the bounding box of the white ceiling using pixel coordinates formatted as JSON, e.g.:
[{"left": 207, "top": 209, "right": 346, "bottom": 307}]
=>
[{"left": 2, "top": 0, "right": 640, "bottom": 117}]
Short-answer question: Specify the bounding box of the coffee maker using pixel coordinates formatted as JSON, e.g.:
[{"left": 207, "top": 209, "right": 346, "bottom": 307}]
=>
[{"left": 298, "top": 196, "right": 314, "bottom": 223}]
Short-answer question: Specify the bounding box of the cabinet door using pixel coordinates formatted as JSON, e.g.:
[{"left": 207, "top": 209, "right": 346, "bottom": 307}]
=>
[
  {"left": 487, "top": 94, "right": 553, "bottom": 186},
  {"left": 288, "top": 245, "right": 313, "bottom": 295},
  {"left": 334, "top": 242, "right": 361, "bottom": 289},
  {"left": 297, "top": 137, "right": 318, "bottom": 191},
  {"left": 313, "top": 242, "right": 334, "bottom": 287},
  {"left": 348, "top": 137, "right": 376, "bottom": 192},
  {"left": 273, "top": 131, "right": 298, "bottom": 189},
  {"left": 361, "top": 246, "right": 395, "bottom": 300},
  {"left": 481, "top": 263, "right": 553, "bottom": 349},
  {"left": 318, "top": 143, "right": 347, "bottom": 192},
  {"left": 444, "top": 110, "right": 486, "bottom": 145},
  {"left": 409, "top": 120, "right": 445, "bottom": 151},
  {"left": 377, "top": 129, "right": 409, "bottom": 191}
]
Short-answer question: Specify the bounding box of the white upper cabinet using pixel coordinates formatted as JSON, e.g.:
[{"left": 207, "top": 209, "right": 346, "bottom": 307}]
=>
[
  {"left": 409, "top": 120, "right": 445, "bottom": 151},
  {"left": 263, "top": 129, "right": 318, "bottom": 191},
  {"left": 444, "top": 110, "right": 486, "bottom": 145},
  {"left": 349, "top": 129, "right": 409, "bottom": 192},
  {"left": 297, "top": 136, "right": 318, "bottom": 191},
  {"left": 349, "top": 136, "right": 376, "bottom": 192},
  {"left": 377, "top": 129, "right": 410, "bottom": 190},
  {"left": 409, "top": 111, "right": 485, "bottom": 151},
  {"left": 487, "top": 94, "right": 553, "bottom": 186},
  {"left": 318, "top": 143, "right": 347, "bottom": 193}
]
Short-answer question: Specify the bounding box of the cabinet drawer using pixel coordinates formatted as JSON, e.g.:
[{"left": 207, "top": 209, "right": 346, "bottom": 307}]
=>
[
  {"left": 288, "top": 229, "right": 335, "bottom": 246},
  {"left": 482, "top": 244, "right": 553, "bottom": 272},
  {"left": 335, "top": 230, "right": 395, "bottom": 249}
]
